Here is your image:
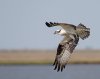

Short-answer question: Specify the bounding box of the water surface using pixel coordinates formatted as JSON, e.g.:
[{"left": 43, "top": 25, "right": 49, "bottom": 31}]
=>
[{"left": 0, "top": 64, "right": 100, "bottom": 79}]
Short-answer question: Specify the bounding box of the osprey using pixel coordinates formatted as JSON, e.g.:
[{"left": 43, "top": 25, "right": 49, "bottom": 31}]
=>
[
  {"left": 45, "top": 22, "right": 90, "bottom": 40},
  {"left": 45, "top": 22, "right": 90, "bottom": 72}
]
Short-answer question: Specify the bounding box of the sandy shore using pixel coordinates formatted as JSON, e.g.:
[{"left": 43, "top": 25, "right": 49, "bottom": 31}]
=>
[{"left": 0, "top": 50, "right": 100, "bottom": 64}]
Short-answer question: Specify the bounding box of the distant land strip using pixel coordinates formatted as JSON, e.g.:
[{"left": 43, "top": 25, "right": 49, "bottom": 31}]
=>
[{"left": 0, "top": 50, "right": 100, "bottom": 65}]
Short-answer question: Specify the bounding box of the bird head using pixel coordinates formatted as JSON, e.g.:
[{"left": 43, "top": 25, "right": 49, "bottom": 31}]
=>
[
  {"left": 54, "top": 29, "right": 61, "bottom": 34},
  {"left": 54, "top": 29, "right": 66, "bottom": 36}
]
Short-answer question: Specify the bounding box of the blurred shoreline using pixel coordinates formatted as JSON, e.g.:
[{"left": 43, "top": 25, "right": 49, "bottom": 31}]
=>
[{"left": 0, "top": 50, "right": 100, "bottom": 65}]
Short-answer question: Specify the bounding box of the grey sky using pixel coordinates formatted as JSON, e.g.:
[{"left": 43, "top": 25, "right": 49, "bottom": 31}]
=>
[{"left": 0, "top": 0, "right": 100, "bottom": 50}]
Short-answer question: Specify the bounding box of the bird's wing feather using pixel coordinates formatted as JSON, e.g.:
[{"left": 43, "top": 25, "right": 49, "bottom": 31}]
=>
[
  {"left": 45, "top": 22, "right": 76, "bottom": 34},
  {"left": 53, "top": 36, "right": 79, "bottom": 72}
]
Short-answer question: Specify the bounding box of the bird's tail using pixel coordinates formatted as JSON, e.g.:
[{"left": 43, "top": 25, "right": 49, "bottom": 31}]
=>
[
  {"left": 76, "top": 23, "right": 90, "bottom": 40},
  {"left": 45, "top": 22, "right": 59, "bottom": 27}
]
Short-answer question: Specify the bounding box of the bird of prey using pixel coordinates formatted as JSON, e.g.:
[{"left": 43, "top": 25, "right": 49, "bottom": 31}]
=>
[
  {"left": 45, "top": 22, "right": 90, "bottom": 72},
  {"left": 45, "top": 22, "right": 90, "bottom": 40}
]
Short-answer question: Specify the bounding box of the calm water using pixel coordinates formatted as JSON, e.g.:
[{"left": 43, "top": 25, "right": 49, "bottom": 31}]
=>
[{"left": 0, "top": 64, "right": 100, "bottom": 79}]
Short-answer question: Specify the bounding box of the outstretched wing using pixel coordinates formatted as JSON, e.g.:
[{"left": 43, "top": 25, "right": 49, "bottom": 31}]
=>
[
  {"left": 53, "top": 35, "right": 79, "bottom": 72},
  {"left": 45, "top": 22, "right": 76, "bottom": 34}
]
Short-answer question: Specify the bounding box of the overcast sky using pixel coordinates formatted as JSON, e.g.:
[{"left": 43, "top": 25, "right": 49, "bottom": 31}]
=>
[{"left": 0, "top": 0, "right": 100, "bottom": 50}]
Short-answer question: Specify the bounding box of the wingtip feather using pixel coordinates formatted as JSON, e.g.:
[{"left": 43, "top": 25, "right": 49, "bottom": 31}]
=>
[{"left": 45, "top": 22, "right": 52, "bottom": 27}]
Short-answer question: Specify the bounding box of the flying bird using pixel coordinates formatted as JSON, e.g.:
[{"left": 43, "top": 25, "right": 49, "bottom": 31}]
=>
[
  {"left": 45, "top": 22, "right": 90, "bottom": 72},
  {"left": 45, "top": 22, "right": 90, "bottom": 40}
]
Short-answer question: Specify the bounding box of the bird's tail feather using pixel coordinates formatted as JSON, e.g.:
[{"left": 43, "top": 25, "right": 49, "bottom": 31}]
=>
[{"left": 76, "top": 24, "right": 90, "bottom": 40}]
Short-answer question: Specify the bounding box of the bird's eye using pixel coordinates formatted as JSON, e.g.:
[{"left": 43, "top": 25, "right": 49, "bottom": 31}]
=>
[{"left": 59, "top": 30, "right": 61, "bottom": 32}]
